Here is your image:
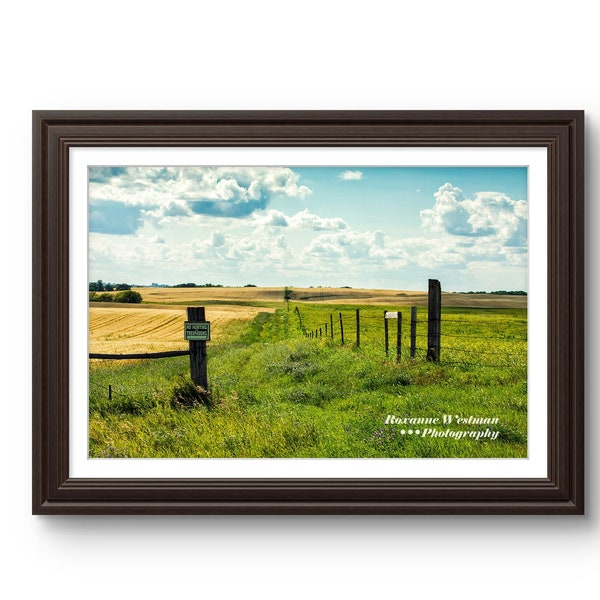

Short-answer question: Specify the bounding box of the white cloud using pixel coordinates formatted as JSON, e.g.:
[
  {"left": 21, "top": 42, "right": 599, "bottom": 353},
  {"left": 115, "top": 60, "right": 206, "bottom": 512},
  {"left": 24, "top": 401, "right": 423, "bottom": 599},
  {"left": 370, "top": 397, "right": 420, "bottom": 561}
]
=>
[
  {"left": 254, "top": 208, "right": 348, "bottom": 231},
  {"left": 89, "top": 233, "right": 176, "bottom": 276},
  {"left": 401, "top": 230, "right": 528, "bottom": 278},
  {"left": 303, "top": 230, "right": 409, "bottom": 268},
  {"left": 89, "top": 166, "right": 313, "bottom": 220},
  {"left": 338, "top": 170, "right": 363, "bottom": 181},
  {"left": 287, "top": 209, "right": 348, "bottom": 230},
  {"left": 255, "top": 209, "right": 289, "bottom": 227},
  {"left": 408, "top": 183, "right": 528, "bottom": 287},
  {"left": 209, "top": 231, "right": 226, "bottom": 247},
  {"left": 420, "top": 183, "right": 528, "bottom": 246},
  {"left": 222, "top": 233, "right": 291, "bottom": 267}
]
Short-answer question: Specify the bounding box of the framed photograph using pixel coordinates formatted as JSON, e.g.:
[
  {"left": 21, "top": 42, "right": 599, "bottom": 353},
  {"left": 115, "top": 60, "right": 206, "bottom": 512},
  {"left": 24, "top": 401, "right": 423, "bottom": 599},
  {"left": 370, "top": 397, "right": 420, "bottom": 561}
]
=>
[{"left": 32, "top": 110, "right": 584, "bottom": 514}]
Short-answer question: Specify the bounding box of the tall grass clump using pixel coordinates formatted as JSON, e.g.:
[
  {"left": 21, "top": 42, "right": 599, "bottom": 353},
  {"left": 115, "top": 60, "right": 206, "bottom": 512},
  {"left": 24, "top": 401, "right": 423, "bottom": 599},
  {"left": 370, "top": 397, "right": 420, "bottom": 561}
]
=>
[{"left": 171, "top": 377, "right": 215, "bottom": 410}]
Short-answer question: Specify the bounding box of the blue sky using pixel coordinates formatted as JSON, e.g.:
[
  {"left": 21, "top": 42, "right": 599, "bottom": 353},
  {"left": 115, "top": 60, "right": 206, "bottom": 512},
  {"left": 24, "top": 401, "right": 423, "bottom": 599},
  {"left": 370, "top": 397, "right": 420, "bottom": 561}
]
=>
[{"left": 88, "top": 166, "right": 528, "bottom": 292}]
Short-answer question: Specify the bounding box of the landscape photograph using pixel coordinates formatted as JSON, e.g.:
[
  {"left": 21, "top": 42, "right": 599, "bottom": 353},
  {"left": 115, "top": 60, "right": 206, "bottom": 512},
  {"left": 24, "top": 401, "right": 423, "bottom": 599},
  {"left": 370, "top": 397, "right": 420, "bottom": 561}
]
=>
[{"left": 88, "top": 165, "right": 528, "bottom": 459}]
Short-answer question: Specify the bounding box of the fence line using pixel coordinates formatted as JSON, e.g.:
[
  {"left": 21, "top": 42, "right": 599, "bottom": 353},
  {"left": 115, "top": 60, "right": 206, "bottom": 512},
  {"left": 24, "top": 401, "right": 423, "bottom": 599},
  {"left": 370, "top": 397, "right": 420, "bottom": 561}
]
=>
[
  {"left": 293, "top": 300, "right": 526, "bottom": 368},
  {"left": 89, "top": 378, "right": 138, "bottom": 402},
  {"left": 89, "top": 295, "right": 527, "bottom": 406}
]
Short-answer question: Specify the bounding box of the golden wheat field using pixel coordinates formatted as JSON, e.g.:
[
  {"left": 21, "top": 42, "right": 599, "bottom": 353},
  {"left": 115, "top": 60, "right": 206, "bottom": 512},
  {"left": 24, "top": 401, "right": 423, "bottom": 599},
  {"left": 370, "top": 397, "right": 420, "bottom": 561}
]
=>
[
  {"left": 131, "top": 286, "right": 527, "bottom": 308},
  {"left": 89, "top": 303, "right": 274, "bottom": 354},
  {"left": 288, "top": 288, "right": 525, "bottom": 308},
  {"left": 135, "top": 286, "right": 286, "bottom": 304}
]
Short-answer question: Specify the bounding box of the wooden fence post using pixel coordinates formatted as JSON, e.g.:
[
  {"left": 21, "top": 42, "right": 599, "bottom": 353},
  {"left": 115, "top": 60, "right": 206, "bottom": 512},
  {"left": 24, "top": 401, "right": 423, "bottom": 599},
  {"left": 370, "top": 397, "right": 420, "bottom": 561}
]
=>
[
  {"left": 384, "top": 311, "right": 389, "bottom": 356},
  {"left": 410, "top": 306, "right": 417, "bottom": 359},
  {"left": 396, "top": 311, "right": 402, "bottom": 362},
  {"left": 339, "top": 312, "right": 345, "bottom": 345},
  {"left": 187, "top": 306, "right": 209, "bottom": 388},
  {"left": 294, "top": 306, "right": 303, "bottom": 329},
  {"left": 356, "top": 309, "right": 360, "bottom": 347},
  {"left": 330, "top": 314, "right": 334, "bottom": 339},
  {"left": 427, "top": 280, "right": 441, "bottom": 361}
]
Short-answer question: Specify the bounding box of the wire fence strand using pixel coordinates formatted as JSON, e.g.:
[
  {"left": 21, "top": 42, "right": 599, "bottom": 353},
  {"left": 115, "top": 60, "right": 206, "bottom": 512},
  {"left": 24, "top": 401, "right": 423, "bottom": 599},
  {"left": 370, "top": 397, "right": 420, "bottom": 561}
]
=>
[{"left": 293, "top": 305, "right": 527, "bottom": 369}]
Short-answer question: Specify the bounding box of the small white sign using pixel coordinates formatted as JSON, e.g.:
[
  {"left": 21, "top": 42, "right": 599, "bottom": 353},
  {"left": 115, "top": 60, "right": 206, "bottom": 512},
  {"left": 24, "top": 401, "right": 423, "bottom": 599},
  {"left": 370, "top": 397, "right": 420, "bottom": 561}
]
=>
[
  {"left": 385, "top": 312, "right": 399, "bottom": 319},
  {"left": 184, "top": 321, "right": 211, "bottom": 341}
]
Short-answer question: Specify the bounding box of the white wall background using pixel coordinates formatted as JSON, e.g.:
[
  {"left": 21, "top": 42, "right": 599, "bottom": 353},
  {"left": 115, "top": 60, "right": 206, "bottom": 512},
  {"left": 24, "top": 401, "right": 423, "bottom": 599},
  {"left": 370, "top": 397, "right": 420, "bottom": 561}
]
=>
[{"left": 1, "top": 1, "right": 596, "bottom": 597}]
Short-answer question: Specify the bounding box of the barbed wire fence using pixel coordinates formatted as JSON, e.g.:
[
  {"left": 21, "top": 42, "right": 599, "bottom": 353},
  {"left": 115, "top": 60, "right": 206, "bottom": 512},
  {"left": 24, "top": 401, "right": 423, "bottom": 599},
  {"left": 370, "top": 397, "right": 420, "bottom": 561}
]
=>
[{"left": 293, "top": 306, "right": 527, "bottom": 370}]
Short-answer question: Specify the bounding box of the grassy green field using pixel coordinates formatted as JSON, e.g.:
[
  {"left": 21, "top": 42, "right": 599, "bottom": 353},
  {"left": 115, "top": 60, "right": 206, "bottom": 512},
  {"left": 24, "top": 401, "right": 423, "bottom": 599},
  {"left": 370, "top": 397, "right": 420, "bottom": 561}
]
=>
[{"left": 89, "top": 297, "right": 527, "bottom": 459}]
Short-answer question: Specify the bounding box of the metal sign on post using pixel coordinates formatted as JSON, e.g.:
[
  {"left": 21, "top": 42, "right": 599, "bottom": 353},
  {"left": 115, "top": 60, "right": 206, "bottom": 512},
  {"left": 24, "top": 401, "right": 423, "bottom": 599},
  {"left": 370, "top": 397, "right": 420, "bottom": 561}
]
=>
[
  {"left": 385, "top": 311, "right": 399, "bottom": 319},
  {"left": 184, "top": 321, "right": 211, "bottom": 341}
]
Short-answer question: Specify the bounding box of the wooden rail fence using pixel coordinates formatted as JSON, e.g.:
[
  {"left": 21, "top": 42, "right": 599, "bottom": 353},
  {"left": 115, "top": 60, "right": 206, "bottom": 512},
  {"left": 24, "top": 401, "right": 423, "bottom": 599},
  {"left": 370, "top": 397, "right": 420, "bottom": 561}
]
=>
[{"left": 90, "top": 306, "right": 210, "bottom": 388}]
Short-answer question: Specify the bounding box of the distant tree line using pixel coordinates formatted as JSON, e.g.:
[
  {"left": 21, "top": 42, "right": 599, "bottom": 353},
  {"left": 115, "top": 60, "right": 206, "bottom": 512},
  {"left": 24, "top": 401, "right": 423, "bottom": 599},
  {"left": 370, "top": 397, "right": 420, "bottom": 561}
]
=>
[
  {"left": 462, "top": 290, "right": 527, "bottom": 295},
  {"left": 90, "top": 290, "right": 142, "bottom": 304},
  {"left": 89, "top": 290, "right": 143, "bottom": 303},
  {"left": 89, "top": 279, "right": 132, "bottom": 292}
]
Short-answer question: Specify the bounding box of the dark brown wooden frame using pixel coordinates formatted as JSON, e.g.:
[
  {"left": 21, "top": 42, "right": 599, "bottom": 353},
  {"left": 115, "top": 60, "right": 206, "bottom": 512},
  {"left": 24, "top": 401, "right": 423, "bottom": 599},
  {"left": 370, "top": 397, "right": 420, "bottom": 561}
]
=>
[{"left": 32, "top": 110, "right": 584, "bottom": 515}]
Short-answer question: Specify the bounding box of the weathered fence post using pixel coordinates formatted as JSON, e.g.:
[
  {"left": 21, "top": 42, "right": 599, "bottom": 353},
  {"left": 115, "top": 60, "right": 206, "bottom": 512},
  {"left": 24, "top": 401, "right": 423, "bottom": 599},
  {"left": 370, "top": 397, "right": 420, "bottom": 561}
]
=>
[
  {"left": 396, "top": 311, "right": 402, "bottom": 362},
  {"left": 187, "top": 306, "right": 209, "bottom": 388},
  {"left": 356, "top": 309, "right": 360, "bottom": 347},
  {"left": 384, "top": 310, "right": 402, "bottom": 361},
  {"left": 384, "top": 310, "right": 389, "bottom": 356},
  {"left": 330, "top": 314, "right": 334, "bottom": 339},
  {"left": 325, "top": 323, "right": 328, "bottom": 337},
  {"left": 427, "top": 279, "right": 441, "bottom": 361},
  {"left": 339, "top": 312, "right": 345, "bottom": 345},
  {"left": 410, "top": 306, "right": 417, "bottom": 359},
  {"left": 295, "top": 306, "right": 309, "bottom": 338}
]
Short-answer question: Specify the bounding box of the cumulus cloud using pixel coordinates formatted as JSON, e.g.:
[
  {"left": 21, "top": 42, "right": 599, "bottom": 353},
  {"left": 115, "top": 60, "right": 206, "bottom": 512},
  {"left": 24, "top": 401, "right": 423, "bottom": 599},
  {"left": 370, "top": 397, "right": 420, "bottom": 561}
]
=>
[
  {"left": 88, "top": 166, "right": 313, "bottom": 228},
  {"left": 421, "top": 183, "right": 527, "bottom": 246},
  {"left": 254, "top": 208, "right": 348, "bottom": 231},
  {"left": 303, "top": 230, "right": 409, "bottom": 268},
  {"left": 338, "top": 170, "right": 363, "bottom": 181},
  {"left": 188, "top": 228, "right": 292, "bottom": 268},
  {"left": 288, "top": 209, "right": 347, "bottom": 230},
  {"left": 190, "top": 230, "right": 229, "bottom": 259},
  {"left": 89, "top": 232, "right": 174, "bottom": 271},
  {"left": 255, "top": 209, "right": 290, "bottom": 227}
]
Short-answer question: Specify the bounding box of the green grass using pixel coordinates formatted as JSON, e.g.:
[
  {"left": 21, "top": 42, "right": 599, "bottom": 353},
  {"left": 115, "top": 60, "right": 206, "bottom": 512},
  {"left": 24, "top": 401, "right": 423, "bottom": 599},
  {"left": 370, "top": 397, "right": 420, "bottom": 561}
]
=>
[{"left": 89, "top": 303, "right": 527, "bottom": 458}]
